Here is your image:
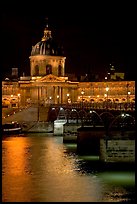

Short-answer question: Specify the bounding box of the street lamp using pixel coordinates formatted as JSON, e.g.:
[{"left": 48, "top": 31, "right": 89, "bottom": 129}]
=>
[
  {"left": 105, "top": 87, "right": 109, "bottom": 109},
  {"left": 17, "top": 93, "right": 21, "bottom": 111},
  {"left": 126, "top": 83, "right": 129, "bottom": 102},
  {"left": 37, "top": 87, "right": 40, "bottom": 122},
  {"left": 97, "top": 95, "right": 99, "bottom": 108},
  {"left": 67, "top": 93, "right": 69, "bottom": 104},
  {"left": 57, "top": 95, "right": 59, "bottom": 104},
  {"left": 128, "top": 91, "right": 131, "bottom": 96},
  {"left": 81, "top": 90, "right": 84, "bottom": 126},
  {"left": 49, "top": 96, "right": 52, "bottom": 104},
  {"left": 81, "top": 90, "right": 84, "bottom": 108},
  {"left": 127, "top": 91, "right": 130, "bottom": 102},
  {"left": 106, "top": 87, "right": 109, "bottom": 92},
  {"left": 104, "top": 94, "right": 107, "bottom": 109},
  {"left": 10, "top": 95, "right": 13, "bottom": 108},
  {"left": 127, "top": 91, "right": 131, "bottom": 107}
]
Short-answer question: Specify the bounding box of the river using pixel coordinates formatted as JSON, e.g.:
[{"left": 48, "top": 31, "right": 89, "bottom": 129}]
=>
[{"left": 2, "top": 133, "right": 135, "bottom": 202}]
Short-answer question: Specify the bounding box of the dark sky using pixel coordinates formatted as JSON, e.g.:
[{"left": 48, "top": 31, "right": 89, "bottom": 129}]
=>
[{"left": 1, "top": 2, "right": 136, "bottom": 80}]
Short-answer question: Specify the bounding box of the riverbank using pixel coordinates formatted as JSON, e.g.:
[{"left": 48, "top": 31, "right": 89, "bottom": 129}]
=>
[
  {"left": 2, "top": 105, "right": 50, "bottom": 123},
  {"left": 2, "top": 106, "right": 53, "bottom": 133}
]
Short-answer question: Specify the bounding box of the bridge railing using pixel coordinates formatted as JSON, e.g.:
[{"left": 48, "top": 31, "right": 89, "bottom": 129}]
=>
[{"left": 50, "top": 102, "right": 135, "bottom": 112}]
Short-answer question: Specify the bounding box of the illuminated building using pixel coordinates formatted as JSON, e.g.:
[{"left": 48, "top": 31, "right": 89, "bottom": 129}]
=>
[{"left": 2, "top": 22, "right": 135, "bottom": 108}]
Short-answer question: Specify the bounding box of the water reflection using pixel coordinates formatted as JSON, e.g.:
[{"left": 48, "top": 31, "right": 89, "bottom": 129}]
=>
[{"left": 2, "top": 133, "right": 135, "bottom": 202}]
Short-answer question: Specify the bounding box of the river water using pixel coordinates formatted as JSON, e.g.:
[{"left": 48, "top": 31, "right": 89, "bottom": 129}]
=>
[{"left": 2, "top": 133, "right": 135, "bottom": 202}]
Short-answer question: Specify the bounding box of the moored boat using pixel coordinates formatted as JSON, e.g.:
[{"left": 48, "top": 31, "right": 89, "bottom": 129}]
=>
[{"left": 2, "top": 121, "right": 22, "bottom": 134}]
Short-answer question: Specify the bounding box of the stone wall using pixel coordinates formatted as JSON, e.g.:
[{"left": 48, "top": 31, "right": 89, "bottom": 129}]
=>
[
  {"left": 54, "top": 120, "right": 67, "bottom": 135},
  {"left": 100, "top": 139, "right": 135, "bottom": 162},
  {"left": 26, "top": 121, "right": 53, "bottom": 133},
  {"left": 63, "top": 123, "right": 81, "bottom": 134}
]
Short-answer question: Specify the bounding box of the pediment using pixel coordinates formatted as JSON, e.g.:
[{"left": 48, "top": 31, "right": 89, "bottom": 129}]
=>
[{"left": 36, "top": 74, "right": 65, "bottom": 82}]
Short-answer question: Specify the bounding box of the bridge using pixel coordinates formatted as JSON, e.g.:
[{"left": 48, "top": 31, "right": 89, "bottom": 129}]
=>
[
  {"left": 48, "top": 102, "right": 135, "bottom": 138},
  {"left": 2, "top": 102, "right": 135, "bottom": 134},
  {"left": 48, "top": 103, "right": 135, "bottom": 127}
]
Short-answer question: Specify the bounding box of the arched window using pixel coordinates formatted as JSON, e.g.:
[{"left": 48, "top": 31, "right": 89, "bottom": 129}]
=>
[
  {"left": 58, "top": 65, "right": 62, "bottom": 76},
  {"left": 115, "top": 99, "right": 119, "bottom": 103},
  {"left": 34, "top": 65, "right": 39, "bottom": 76},
  {"left": 46, "top": 64, "right": 52, "bottom": 75}
]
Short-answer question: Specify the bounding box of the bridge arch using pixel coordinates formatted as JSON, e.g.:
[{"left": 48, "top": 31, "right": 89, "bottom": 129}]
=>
[
  {"left": 84, "top": 110, "right": 103, "bottom": 126},
  {"left": 48, "top": 107, "right": 58, "bottom": 122},
  {"left": 78, "top": 109, "right": 87, "bottom": 122},
  {"left": 99, "top": 111, "right": 115, "bottom": 129},
  {"left": 68, "top": 109, "right": 79, "bottom": 123},
  {"left": 108, "top": 113, "right": 135, "bottom": 138}
]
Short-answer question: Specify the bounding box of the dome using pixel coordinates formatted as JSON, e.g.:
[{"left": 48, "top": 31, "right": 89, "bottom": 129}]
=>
[{"left": 31, "top": 25, "right": 64, "bottom": 56}]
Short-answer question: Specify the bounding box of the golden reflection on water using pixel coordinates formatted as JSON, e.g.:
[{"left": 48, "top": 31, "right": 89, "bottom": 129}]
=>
[
  {"left": 2, "top": 137, "right": 29, "bottom": 175},
  {"left": 2, "top": 135, "right": 135, "bottom": 202}
]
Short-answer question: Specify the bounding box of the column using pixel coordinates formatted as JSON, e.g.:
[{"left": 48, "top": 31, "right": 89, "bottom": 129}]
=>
[
  {"left": 61, "top": 87, "right": 63, "bottom": 104},
  {"left": 53, "top": 86, "right": 55, "bottom": 104},
  {"left": 55, "top": 86, "right": 58, "bottom": 104},
  {"left": 59, "top": 86, "right": 61, "bottom": 104}
]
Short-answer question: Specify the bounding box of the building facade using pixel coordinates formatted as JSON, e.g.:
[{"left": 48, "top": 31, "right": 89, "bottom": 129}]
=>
[{"left": 2, "top": 23, "right": 135, "bottom": 108}]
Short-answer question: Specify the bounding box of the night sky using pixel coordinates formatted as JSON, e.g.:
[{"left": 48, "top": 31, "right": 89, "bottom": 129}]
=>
[{"left": 1, "top": 2, "right": 136, "bottom": 80}]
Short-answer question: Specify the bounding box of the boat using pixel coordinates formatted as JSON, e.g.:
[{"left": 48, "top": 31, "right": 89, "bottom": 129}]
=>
[{"left": 2, "top": 121, "right": 22, "bottom": 134}]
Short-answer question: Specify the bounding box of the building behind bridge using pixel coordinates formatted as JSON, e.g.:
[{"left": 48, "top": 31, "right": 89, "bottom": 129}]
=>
[{"left": 2, "top": 21, "right": 135, "bottom": 109}]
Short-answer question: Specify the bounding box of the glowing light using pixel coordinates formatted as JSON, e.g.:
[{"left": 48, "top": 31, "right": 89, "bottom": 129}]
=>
[
  {"left": 121, "top": 113, "right": 125, "bottom": 117},
  {"left": 81, "top": 90, "right": 84, "bottom": 95}
]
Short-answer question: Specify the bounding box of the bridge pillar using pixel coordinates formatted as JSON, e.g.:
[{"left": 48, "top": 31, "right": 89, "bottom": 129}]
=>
[
  {"left": 77, "top": 126, "right": 105, "bottom": 155},
  {"left": 53, "top": 119, "right": 67, "bottom": 135}
]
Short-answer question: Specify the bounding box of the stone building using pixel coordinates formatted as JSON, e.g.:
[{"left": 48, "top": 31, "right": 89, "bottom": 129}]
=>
[{"left": 2, "top": 22, "right": 135, "bottom": 108}]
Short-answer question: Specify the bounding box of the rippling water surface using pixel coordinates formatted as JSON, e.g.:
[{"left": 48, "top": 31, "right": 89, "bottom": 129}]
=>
[{"left": 2, "top": 133, "right": 135, "bottom": 202}]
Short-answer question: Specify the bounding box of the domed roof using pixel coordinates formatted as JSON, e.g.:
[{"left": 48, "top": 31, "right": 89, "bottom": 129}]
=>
[{"left": 31, "top": 24, "right": 64, "bottom": 56}]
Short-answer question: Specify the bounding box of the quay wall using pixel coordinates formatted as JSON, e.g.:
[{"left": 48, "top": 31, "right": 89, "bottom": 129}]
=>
[
  {"left": 19, "top": 121, "right": 53, "bottom": 133},
  {"left": 63, "top": 123, "right": 81, "bottom": 134},
  {"left": 100, "top": 139, "right": 135, "bottom": 162}
]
